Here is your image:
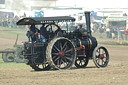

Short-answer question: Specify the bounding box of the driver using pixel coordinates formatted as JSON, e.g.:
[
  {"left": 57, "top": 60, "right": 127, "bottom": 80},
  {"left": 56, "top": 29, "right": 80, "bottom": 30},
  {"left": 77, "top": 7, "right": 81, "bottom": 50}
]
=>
[
  {"left": 78, "top": 24, "right": 87, "bottom": 36},
  {"left": 40, "top": 23, "right": 47, "bottom": 42},
  {"left": 73, "top": 24, "right": 87, "bottom": 38},
  {"left": 26, "top": 24, "right": 39, "bottom": 42}
]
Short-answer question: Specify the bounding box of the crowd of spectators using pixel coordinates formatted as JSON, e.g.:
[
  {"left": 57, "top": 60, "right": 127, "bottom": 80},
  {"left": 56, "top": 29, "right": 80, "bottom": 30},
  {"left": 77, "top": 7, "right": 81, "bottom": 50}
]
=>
[
  {"left": 0, "top": 13, "right": 26, "bottom": 28},
  {"left": 94, "top": 25, "right": 128, "bottom": 40}
]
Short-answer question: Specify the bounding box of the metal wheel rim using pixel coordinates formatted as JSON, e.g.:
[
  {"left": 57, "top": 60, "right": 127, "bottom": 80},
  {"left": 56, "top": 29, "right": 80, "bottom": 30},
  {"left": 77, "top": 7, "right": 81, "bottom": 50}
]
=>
[
  {"left": 52, "top": 39, "right": 75, "bottom": 69},
  {"left": 46, "top": 37, "right": 76, "bottom": 70},
  {"left": 93, "top": 46, "right": 109, "bottom": 68}
]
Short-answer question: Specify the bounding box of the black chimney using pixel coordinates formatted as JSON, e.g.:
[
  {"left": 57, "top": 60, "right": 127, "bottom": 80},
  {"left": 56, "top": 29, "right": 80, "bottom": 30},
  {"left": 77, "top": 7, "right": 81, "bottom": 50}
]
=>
[{"left": 84, "top": 11, "right": 92, "bottom": 36}]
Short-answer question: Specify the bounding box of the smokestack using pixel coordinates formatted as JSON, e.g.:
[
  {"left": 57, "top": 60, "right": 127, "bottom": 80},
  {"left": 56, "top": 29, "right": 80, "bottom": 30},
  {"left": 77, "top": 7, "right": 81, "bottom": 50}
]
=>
[{"left": 84, "top": 11, "right": 91, "bottom": 36}]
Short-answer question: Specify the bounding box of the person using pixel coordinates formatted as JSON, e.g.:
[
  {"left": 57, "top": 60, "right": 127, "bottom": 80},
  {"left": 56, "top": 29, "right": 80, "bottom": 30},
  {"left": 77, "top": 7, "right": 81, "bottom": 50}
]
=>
[
  {"left": 78, "top": 24, "right": 88, "bottom": 36},
  {"left": 48, "top": 27, "right": 54, "bottom": 38},
  {"left": 73, "top": 24, "right": 87, "bottom": 38},
  {"left": 106, "top": 27, "right": 110, "bottom": 38},
  {"left": 40, "top": 23, "right": 47, "bottom": 42},
  {"left": 124, "top": 28, "right": 128, "bottom": 40},
  {"left": 26, "top": 24, "right": 39, "bottom": 42},
  {"left": 111, "top": 28, "right": 115, "bottom": 39},
  {"left": 127, "top": 29, "right": 128, "bottom": 40},
  {"left": 99, "top": 25, "right": 105, "bottom": 38},
  {"left": 116, "top": 27, "right": 120, "bottom": 40}
]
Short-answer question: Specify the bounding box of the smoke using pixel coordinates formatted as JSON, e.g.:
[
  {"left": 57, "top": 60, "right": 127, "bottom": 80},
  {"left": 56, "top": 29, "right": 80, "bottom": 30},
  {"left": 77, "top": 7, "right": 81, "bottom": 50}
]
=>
[{"left": 5, "top": 0, "right": 29, "bottom": 10}]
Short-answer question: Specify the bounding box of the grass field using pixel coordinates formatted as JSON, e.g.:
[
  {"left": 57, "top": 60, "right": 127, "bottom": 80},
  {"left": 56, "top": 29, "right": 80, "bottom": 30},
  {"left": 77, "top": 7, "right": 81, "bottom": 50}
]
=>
[
  {"left": 0, "top": 26, "right": 27, "bottom": 37},
  {"left": 0, "top": 55, "right": 27, "bottom": 68}
]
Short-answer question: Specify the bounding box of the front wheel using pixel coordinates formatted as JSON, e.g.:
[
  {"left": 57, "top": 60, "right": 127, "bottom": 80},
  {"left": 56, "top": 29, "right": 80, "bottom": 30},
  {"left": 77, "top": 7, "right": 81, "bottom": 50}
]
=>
[{"left": 92, "top": 46, "right": 109, "bottom": 68}]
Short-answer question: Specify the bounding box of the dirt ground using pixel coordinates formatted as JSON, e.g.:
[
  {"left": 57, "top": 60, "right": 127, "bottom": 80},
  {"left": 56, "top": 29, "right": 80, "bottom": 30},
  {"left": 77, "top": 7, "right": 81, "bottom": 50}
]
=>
[{"left": 0, "top": 32, "right": 128, "bottom": 85}]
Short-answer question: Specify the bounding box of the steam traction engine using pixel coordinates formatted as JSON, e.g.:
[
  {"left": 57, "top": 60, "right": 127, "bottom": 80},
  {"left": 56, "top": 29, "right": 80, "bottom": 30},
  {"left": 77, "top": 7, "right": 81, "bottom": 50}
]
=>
[{"left": 17, "top": 12, "right": 109, "bottom": 71}]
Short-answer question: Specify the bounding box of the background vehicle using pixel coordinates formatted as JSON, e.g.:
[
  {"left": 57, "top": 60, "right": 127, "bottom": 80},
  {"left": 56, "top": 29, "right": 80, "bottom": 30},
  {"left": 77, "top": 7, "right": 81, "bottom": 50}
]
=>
[{"left": 17, "top": 11, "right": 109, "bottom": 71}]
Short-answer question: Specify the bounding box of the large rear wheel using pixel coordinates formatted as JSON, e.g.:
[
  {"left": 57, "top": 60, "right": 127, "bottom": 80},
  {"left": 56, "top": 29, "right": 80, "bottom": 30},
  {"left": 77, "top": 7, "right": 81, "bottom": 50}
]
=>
[{"left": 46, "top": 37, "right": 76, "bottom": 70}]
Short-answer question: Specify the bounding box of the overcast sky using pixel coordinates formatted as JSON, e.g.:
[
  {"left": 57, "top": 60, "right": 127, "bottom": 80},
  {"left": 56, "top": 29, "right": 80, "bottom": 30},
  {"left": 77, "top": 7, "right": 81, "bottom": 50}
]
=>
[{"left": 56, "top": 0, "right": 128, "bottom": 8}]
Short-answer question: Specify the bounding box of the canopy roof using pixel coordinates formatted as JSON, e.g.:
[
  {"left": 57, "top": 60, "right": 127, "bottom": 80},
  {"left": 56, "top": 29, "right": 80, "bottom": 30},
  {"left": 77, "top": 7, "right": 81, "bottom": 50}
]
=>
[{"left": 17, "top": 16, "right": 75, "bottom": 25}]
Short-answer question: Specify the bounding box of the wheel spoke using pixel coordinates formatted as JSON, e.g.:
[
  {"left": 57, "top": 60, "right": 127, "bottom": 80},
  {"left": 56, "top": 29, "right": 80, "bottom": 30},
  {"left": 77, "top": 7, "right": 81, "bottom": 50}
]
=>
[
  {"left": 99, "top": 48, "right": 102, "bottom": 54},
  {"left": 62, "top": 41, "right": 67, "bottom": 50},
  {"left": 42, "top": 64, "right": 46, "bottom": 68},
  {"left": 65, "top": 56, "right": 72, "bottom": 61},
  {"left": 101, "top": 59, "right": 105, "bottom": 65},
  {"left": 59, "top": 58, "right": 65, "bottom": 68},
  {"left": 52, "top": 52, "right": 59, "bottom": 56},
  {"left": 64, "top": 54, "right": 72, "bottom": 57},
  {"left": 53, "top": 45, "right": 60, "bottom": 52},
  {"left": 52, "top": 47, "right": 58, "bottom": 52},
  {"left": 96, "top": 58, "right": 100, "bottom": 64},
  {"left": 64, "top": 58, "right": 68, "bottom": 64},
  {"left": 62, "top": 57, "right": 68, "bottom": 66},
  {"left": 60, "top": 57, "right": 64, "bottom": 64},
  {"left": 57, "top": 59, "right": 60, "bottom": 66},
  {"left": 59, "top": 42, "right": 63, "bottom": 51},
  {"left": 79, "top": 60, "right": 82, "bottom": 65},
  {"left": 63, "top": 45, "right": 68, "bottom": 52},
  {"left": 54, "top": 56, "right": 60, "bottom": 62},
  {"left": 78, "top": 61, "right": 81, "bottom": 65},
  {"left": 52, "top": 56, "right": 58, "bottom": 60},
  {"left": 65, "top": 48, "right": 72, "bottom": 53}
]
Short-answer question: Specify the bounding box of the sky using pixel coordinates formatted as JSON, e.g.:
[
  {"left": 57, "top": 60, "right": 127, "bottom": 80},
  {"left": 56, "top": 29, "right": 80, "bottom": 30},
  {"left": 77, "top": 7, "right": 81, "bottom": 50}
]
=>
[{"left": 56, "top": 0, "right": 128, "bottom": 8}]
